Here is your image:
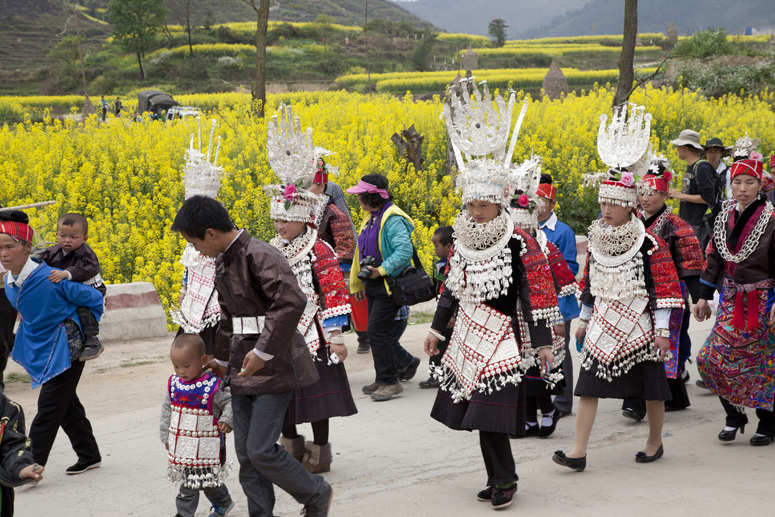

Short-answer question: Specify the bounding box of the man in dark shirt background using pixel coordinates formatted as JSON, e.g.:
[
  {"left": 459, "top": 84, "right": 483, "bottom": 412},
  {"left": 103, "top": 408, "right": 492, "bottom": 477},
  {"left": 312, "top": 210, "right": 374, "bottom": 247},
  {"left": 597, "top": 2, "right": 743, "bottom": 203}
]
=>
[{"left": 669, "top": 129, "right": 718, "bottom": 249}]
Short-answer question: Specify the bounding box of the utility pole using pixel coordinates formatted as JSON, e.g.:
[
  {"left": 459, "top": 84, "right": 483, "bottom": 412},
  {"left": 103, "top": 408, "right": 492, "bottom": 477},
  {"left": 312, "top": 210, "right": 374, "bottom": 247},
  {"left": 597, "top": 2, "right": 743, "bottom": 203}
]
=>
[{"left": 72, "top": 2, "right": 94, "bottom": 116}]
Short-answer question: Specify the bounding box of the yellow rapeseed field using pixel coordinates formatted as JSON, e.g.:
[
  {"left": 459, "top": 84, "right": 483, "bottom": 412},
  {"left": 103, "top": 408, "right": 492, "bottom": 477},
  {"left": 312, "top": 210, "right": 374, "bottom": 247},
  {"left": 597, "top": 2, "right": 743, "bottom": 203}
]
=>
[{"left": 2, "top": 86, "right": 774, "bottom": 324}]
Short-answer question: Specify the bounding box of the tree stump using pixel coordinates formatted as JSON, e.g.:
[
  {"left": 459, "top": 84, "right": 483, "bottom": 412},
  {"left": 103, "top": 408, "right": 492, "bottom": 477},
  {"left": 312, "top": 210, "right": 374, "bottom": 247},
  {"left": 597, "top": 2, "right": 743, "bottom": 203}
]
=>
[{"left": 392, "top": 125, "right": 425, "bottom": 172}]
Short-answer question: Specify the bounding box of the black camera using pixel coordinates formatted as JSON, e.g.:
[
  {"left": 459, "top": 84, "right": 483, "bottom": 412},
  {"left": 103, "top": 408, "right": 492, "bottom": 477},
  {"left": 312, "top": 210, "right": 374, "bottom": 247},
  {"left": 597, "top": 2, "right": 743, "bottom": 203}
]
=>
[{"left": 357, "top": 256, "right": 379, "bottom": 281}]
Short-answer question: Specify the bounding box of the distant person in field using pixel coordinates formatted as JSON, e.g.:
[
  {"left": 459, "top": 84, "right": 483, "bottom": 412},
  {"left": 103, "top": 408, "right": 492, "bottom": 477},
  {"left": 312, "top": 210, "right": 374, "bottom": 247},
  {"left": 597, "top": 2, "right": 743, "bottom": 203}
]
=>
[
  {"left": 114, "top": 97, "right": 122, "bottom": 117},
  {"left": 38, "top": 213, "right": 106, "bottom": 361},
  {"left": 100, "top": 95, "right": 108, "bottom": 122}
]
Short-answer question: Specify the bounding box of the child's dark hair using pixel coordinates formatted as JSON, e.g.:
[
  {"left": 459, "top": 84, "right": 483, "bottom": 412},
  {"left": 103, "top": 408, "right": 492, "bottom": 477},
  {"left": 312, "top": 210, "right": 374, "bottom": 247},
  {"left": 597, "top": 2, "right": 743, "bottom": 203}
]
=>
[
  {"left": 434, "top": 225, "right": 454, "bottom": 246},
  {"left": 540, "top": 173, "right": 553, "bottom": 185},
  {"left": 171, "top": 333, "right": 206, "bottom": 357},
  {"left": 59, "top": 213, "right": 89, "bottom": 235},
  {"left": 171, "top": 196, "right": 235, "bottom": 239},
  {"left": 357, "top": 174, "right": 393, "bottom": 207}
]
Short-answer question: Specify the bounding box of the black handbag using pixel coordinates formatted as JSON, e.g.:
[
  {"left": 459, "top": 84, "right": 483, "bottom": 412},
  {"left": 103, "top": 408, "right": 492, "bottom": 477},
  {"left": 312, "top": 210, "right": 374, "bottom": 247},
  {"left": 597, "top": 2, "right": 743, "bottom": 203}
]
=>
[{"left": 386, "top": 246, "right": 436, "bottom": 306}]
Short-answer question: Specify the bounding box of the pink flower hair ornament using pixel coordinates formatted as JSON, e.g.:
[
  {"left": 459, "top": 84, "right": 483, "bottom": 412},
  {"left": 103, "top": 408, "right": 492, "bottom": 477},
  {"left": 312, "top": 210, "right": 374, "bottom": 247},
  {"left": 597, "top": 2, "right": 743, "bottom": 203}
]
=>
[
  {"left": 282, "top": 183, "right": 298, "bottom": 201},
  {"left": 517, "top": 194, "right": 530, "bottom": 207},
  {"left": 619, "top": 171, "right": 635, "bottom": 187}
]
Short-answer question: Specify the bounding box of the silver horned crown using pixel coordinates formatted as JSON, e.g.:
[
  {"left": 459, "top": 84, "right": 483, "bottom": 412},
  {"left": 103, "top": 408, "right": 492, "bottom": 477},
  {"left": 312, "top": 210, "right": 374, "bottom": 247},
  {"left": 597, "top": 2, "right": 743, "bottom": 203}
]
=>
[{"left": 597, "top": 103, "right": 652, "bottom": 170}]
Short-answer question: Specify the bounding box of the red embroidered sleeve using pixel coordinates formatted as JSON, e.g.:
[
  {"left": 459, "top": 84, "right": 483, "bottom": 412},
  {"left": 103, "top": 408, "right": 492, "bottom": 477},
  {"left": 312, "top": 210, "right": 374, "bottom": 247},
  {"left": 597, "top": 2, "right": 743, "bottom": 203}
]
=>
[
  {"left": 645, "top": 233, "right": 684, "bottom": 309},
  {"left": 328, "top": 205, "right": 355, "bottom": 262},
  {"left": 312, "top": 240, "right": 352, "bottom": 321},
  {"left": 667, "top": 214, "right": 706, "bottom": 277},
  {"left": 514, "top": 228, "right": 561, "bottom": 323},
  {"left": 545, "top": 241, "right": 578, "bottom": 297},
  {"left": 577, "top": 252, "right": 592, "bottom": 305}
]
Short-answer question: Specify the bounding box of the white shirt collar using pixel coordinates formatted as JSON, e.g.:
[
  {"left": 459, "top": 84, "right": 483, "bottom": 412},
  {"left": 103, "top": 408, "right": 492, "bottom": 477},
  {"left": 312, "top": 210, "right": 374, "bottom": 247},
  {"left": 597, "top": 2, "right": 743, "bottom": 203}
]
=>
[
  {"left": 6, "top": 258, "right": 38, "bottom": 288},
  {"left": 224, "top": 229, "right": 245, "bottom": 253},
  {"left": 539, "top": 212, "right": 558, "bottom": 231}
]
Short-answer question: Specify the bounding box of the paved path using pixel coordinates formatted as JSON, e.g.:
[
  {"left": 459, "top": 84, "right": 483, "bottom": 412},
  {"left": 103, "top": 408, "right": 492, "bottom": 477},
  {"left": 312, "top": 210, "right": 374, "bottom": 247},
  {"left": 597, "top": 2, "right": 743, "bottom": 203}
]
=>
[{"left": 7, "top": 317, "right": 772, "bottom": 516}]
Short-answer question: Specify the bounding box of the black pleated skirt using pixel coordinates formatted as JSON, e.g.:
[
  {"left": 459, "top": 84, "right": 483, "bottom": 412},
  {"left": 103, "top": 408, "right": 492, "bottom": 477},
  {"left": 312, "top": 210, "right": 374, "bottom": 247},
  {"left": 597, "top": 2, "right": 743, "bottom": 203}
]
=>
[
  {"left": 431, "top": 380, "right": 526, "bottom": 436},
  {"left": 575, "top": 357, "right": 671, "bottom": 401},
  {"left": 286, "top": 347, "right": 358, "bottom": 424}
]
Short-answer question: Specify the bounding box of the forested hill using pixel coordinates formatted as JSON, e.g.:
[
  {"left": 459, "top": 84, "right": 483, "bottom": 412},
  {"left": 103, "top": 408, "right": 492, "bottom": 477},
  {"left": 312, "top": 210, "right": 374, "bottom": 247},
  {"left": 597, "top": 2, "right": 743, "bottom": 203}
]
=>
[
  {"left": 391, "top": 0, "right": 775, "bottom": 38},
  {"left": 519, "top": 0, "right": 775, "bottom": 38},
  {"left": 0, "top": 0, "right": 430, "bottom": 79}
]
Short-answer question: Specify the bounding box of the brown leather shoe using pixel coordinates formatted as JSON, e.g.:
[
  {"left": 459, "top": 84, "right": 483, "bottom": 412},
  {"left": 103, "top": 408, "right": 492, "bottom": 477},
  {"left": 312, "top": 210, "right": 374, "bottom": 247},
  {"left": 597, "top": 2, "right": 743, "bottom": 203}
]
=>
[{"left": 370, "top": 382, "right": 403, "bottom": 401}]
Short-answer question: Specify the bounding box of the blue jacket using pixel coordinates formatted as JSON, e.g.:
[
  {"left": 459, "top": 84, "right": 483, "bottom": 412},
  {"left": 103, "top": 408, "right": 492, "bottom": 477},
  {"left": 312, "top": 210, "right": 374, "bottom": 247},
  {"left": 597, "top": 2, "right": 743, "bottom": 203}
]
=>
[
  {"left": 540, "top": 213, "right": 580, "bottom": 321},
  {"left": 350, "top": 204, "right": 415, "bottom": 294},
  {"left": 5, "top": 260, "right": 104, "bottom": 388}
]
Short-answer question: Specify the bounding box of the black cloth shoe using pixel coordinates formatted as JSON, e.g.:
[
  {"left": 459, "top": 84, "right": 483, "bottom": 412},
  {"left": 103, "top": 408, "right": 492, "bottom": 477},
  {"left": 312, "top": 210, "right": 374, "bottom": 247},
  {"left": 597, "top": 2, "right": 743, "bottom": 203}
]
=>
[
  {"left": 635, "top": 443, "right": 664, "bottom": 463},
  {"left": 356, "top": 341, "right": 370, "bottom": 354},
  {"left": 552, "top": 451, "right": 586, "bottom": 471},
  {"left": 79, "top": 336, "right": 104, "bottom": 362},
  {"left": 418, "top": 377, "right": 440, "bottom": 389},
  {"left": 476, "top": 486, "right": 494, "bottom": 502},
  {"left": 400, "top": 357, "right": 421, "bottom": 381},
  {"left": 524, "top": 424, "right": 540, "bottom": 437},
  {"left": 622, "top": 407, "right": 645, "bottom": 422},
  {"left": 66, "top": 460, "right": 101, "bottom": 475},
  {"left": 538, "top": 412, "right": 559, "bottom": 438},
  {"left": 491, "top": 483, "right": 517, "bottom": 509},
  {"left": 750, "top": 434, "right": 774, "bottom": 446}
]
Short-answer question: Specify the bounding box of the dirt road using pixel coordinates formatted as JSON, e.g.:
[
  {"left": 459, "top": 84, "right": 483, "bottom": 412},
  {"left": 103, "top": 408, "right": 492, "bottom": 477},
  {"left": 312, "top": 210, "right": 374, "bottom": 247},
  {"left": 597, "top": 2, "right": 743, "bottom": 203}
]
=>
[{"left": 7, "top": 318, "right": 771, "bottom": 516}]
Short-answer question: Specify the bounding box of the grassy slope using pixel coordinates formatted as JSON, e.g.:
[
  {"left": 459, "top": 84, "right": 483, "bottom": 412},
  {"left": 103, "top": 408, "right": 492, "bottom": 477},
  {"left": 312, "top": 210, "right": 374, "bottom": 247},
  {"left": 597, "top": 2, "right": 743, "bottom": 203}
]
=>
[{"left": 0, "top": 0, "right": 431, "bottom": 93}]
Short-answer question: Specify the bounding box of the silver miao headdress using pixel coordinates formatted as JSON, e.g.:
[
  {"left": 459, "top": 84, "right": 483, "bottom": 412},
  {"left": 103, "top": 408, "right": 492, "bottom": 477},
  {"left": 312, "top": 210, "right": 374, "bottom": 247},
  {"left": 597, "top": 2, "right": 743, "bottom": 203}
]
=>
[
  {"left": 509, "top": 154, "right": 544, "bottom": 232},
  {"left": 443, "top": 78, "right": 529, "bottom": 205},
  {"left": 587, "top": 103, "right": 652, "bottom": 207},
  {"left": 265, "top": 105, "right": 325, "bottom": 224},
  {"left": 184, "top": 117, "right": 224, "bottom": 199},
  {"left": 733, "top": 132, "right": 760, "bottom": 159}
]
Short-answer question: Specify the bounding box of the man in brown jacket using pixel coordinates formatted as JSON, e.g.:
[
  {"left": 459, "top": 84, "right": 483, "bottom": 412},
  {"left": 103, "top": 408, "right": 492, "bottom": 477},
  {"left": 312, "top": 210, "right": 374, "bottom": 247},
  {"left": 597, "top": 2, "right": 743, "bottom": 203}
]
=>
[{"left": 172, "top": 196, "right": 333, "bottom": 517}]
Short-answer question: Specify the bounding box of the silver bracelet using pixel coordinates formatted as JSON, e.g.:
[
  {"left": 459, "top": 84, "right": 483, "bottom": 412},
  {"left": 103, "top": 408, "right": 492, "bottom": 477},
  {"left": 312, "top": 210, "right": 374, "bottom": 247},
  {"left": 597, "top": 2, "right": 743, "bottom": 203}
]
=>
[
  {"left": 330, "top": 334, "right": 345, "bottom": 345},
  {"left": 428, "top": 329, "right": 447, "bottom": 342}
]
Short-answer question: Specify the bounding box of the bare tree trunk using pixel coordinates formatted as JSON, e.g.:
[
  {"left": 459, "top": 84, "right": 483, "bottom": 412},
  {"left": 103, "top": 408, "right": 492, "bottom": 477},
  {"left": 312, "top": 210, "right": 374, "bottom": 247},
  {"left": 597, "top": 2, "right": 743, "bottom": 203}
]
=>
[
  {"left": 244, "top": 0, "right": 270, "bottom": 117},
  {"left": 72, "top": 3, "right": 93, "bottom": 115},
  {"left": 137, "top": 51, "right": 146, "bottom": 80},
  {"left": 186, "top": 0, "right": 194, "bottom": 58},
  {"left": 612, "top": 0, "right": 637, "bottom": 109}
]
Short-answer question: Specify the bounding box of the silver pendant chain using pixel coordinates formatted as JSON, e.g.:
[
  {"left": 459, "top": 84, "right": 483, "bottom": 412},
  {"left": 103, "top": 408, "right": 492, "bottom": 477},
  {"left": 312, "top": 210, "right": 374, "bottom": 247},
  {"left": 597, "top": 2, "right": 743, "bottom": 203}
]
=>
[{"left": 714, "top": 199, "right": 774, "bottom": 264}]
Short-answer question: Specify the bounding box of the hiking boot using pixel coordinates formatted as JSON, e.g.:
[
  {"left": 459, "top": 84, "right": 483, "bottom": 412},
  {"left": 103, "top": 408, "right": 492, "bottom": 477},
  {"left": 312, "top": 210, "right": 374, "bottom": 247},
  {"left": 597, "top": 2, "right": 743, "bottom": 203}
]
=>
[
  {"left": 370, "top": 382, "right": 403, "bottom": 401},
  {"left": 208, "top": 500, "right": 234, "bottom": 517},
  {"left": 356, "top": 341, "right": 370, "bottom": 354},
  {"left": 362, "top": 382, "right": 379, "bottom": 394},
  {"left": 79, "top": 336, "right": 104, "bottom": 361},
  {"left": 400, "top": 357, "right": 421, "bottom": 381}
]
